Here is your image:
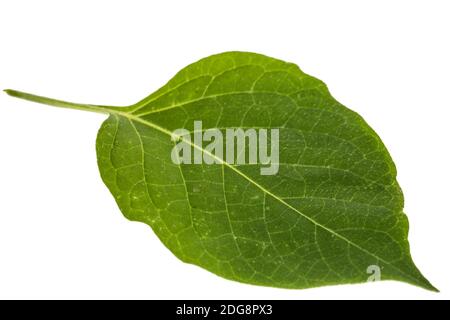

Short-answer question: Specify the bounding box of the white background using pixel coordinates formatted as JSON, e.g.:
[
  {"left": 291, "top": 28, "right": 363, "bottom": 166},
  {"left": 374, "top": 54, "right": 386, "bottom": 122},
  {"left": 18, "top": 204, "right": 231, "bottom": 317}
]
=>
[{"left": 0, "top": 0, "right": 449, "bottom": 300}]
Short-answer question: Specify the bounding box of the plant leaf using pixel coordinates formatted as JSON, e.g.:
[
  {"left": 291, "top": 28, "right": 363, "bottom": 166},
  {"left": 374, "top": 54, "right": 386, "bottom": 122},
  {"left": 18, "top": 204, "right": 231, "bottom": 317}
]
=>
[{"left": 4, "top": 52, "right": 436, "bottom": 291}]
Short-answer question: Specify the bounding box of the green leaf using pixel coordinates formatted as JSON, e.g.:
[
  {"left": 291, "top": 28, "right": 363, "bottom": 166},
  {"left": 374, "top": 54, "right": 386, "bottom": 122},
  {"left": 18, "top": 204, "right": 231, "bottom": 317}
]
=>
[{"left": 4, "top": 51, "right": 436, "bottom": 291}]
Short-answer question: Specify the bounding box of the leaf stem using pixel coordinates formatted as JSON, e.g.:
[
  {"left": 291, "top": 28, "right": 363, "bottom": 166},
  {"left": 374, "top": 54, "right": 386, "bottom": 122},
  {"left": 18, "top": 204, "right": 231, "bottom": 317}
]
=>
[{"left": 4, "top": 89, "right": 124, "bottom": 114}]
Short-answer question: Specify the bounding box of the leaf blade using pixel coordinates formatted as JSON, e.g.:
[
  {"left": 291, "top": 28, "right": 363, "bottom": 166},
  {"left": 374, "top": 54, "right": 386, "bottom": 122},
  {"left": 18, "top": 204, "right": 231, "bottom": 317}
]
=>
[{"left": 5, "top": 51, "right": 436, "bottom": 291}]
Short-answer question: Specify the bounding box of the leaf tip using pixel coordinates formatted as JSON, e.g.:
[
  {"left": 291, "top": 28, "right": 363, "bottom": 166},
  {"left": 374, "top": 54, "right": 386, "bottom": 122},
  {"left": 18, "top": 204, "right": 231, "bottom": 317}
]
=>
[
  {"left": 412, "top": 274, "right": 439, "bottom": 292},
  {"left": 426, "top": 282, "right": 440, "bottom": 293}
]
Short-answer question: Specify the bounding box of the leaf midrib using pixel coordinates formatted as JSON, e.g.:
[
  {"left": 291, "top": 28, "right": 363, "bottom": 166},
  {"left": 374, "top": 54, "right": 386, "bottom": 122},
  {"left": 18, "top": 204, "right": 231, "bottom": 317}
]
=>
[{"left": 111, "top": 109, "right": 423, "bottom": 285}]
